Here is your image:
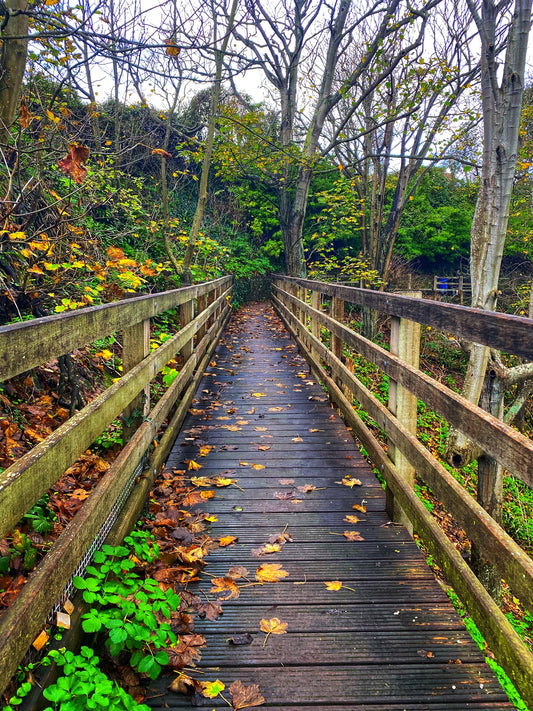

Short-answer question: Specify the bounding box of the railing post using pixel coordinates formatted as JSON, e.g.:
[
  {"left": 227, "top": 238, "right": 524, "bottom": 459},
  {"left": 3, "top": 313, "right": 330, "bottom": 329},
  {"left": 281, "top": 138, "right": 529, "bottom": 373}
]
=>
[
  {"left": 331, "top": 295, "right": 344, "bottom": 361},
  {"left": 180, "top": 294, "right": 194, "bottom": 361},
  {"left": 197, "top": 292, "right": 207, "bottom": 341},
  {"left": 386, "top": 290, "right": 421, "bottom": 535},
  {"left": 122, "top": 319, "right": 150, "bottom": 443}
]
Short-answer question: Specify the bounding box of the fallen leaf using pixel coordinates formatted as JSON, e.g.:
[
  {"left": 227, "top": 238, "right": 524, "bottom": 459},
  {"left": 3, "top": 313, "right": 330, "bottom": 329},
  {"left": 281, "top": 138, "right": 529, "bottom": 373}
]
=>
[
  {"left": 190, "top": 475, "right": 212, "bottom": 486},
  {"left": 229, "top": 680, "right": 266, "bottom": 709},
  {"left": 221, "top": 425, "right": 242, "bottom": 431},
  {"left": 228, "top": 633, "right": 253, "bottom": 645},
  {"left": 218, "top": 535, "right": 238, "bottom": 547},
  {"left": 268, "top": 406, "right": 285, "bottom": 412},
  {"left": 251, "top": 463, "right": 265, "bottom": 470},
  {"left": 255, "top": 427, "right": 268, "bottom": 431},
  {"left": 197, "top": 601, "right": 223, "bottom": 620},
  {"left": 325, "top": 580, "right": 343, "bottom": 591},
  {"left": 237, "top": 420, "right": 249, "bottom": 425},
  {"left": 198, "top": 445, "right": 212, "bottom": 456},
  {"left": 210, "top": 577, "right": 240, "bottom": 599},
  {"left": 297, "top": 484, "right": 317, "bottom": 493},
  {"left": 251, "top": 392, "right": 267, "bottom": 397},
  {"left": 274, "top": 490, "right": 296, "bottom": 500},
  {"left": 260, "top": 617, "right": 287, "bottom": 635},
  {"left": 201, "top": 679, "right": 225, "bottom": 698},
  {"left": 343, "top": 530, "right": 365, "bottom": 541},
  {"left": 292, "top": 436, "right": 303, "bottom": 443},
  {"left": 188, "top": 460, "right": 202, "bottom": 471},
  {"left": 239, "top": 461, "right": 250, "bottom": 467},
  {"left": 204, "top": 514, "right": 218, "bottom": 522},
  {"left": 168, "top": 672, "right": 202, "bottom": 695},
  {"left": 290, "top": 498, "right": 303, "bottom": 504},
  {"left": 228, "top": 565, "right": 250, "bottom": 579},
  {"left": 278, "top": 478, "right": 295, "bottom": 485},
  {"left": 256, "top": 445, "right": 271, "bottom": 451},
  {"left": 252, "top": 542, "right": 282, "bottom": 556},
  {"left": 256, "top": 563, "right": 289, "bottom": 583},
  {"left": 337, "top": 476, "right": 362, "bottom": 487},
  {"left": 344, "top": 515, "right": 360, "bottom": 524},
  {"left": 353, "top": 503, "right": 367, "bottom": 513},
  {"left": 212, "top": 476, "right": 237, "bottom": 487}
]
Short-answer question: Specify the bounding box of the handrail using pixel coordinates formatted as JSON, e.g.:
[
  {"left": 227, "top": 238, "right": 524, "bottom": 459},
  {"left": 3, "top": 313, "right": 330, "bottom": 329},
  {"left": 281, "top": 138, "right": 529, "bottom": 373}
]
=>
[
  {"left": 0, "top": 276, "right": 233, "bottom": 696},
  {"left": 275, "top": 274, "right": 533, "bottom": 359},
  {"left": 272, "top": 276, "right": 533, "bottom": 707}
]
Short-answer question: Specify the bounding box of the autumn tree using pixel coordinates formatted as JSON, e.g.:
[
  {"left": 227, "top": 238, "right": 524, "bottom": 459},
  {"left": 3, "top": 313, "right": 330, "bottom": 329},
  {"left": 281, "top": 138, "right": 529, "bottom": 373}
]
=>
[{"left": 232, "top": 0, "right": 442, "bottom": 276}]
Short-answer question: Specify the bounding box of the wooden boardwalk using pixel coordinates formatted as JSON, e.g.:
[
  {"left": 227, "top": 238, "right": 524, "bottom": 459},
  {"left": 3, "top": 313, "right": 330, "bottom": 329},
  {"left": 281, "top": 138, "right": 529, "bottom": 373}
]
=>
[{"left": 148, "top": 303, "right": 514, "bottom": 710}]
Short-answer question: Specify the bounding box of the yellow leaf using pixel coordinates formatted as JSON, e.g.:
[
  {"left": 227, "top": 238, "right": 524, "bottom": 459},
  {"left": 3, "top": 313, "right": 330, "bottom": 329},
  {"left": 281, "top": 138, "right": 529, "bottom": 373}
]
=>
[
  {"left": 43, "top": 262, "right": 60, "bottom": 271},
  {"left": 97, "top": 349, "right": 113, "bottom": 361},
  {"left": 204, "top": 514, "right": 218, "bottom": 522},
  {"left": 198, "top": 445, "right": 212, "bottom": 456},
  {"left": 201, "top": 679, "right": 225, "bottom": 699},
  {"left": 337, "top": 476, "right": 362, "bottom": 488},
  {"left": 251, "top": 463, "right": 265, "bottom": 470},
  {"left": 252, "top": 392, "right": 267, "bottom": 397},
  {"left": 188, "top": 460, "right": 202, "bottom": 470},
  {"left": 343, "top": 530, "right": 364, "bottom": 541},
  {"left": 218, "top": 535, "right": 238, "bottom": 547},
  {"left": 353, "top": 503, "right": 367, "bottom": 512},
  {"left": 344, "top": 515, "right": 360, "bottom": 524},
  {"left": 260, "top": 617, "right": 288, "bottom": 635},
  {"left": 325, "top": 580, "right": 343, "bottom": 591},
  {"left": 9, "top": 231, "right": 25, "bottom": 240},
  {"left": 255, "top": 563, "right": 289, "bottom": 583}
]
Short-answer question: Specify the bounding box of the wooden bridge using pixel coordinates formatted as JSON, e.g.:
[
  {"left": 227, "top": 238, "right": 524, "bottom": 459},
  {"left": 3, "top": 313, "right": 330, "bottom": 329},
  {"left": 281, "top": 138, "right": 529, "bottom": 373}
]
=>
[{"left": 1, "top": 275, "right": 533, "bottom": 709}]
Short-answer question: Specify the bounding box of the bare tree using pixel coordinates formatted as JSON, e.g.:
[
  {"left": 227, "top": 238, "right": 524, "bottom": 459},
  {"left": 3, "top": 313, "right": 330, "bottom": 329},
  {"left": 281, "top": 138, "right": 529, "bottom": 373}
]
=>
[{"left": 233, "top": 0, "right": 441, "bottom": 276}]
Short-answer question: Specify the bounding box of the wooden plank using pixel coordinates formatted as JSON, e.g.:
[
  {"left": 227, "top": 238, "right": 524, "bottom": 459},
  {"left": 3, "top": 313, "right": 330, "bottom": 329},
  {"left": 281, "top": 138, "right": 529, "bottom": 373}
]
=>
[
  {"left": 274, "top": 287, "right": 533, "bottom": 488},
  {"left": 0, "top": 276, "right": 231, "bottom": 382},
  {"left": 275, "top": 298, "right": 533, "bottom": 707},
  {"left": 150, "top": 665, "right": 510, "bottom": 707},
  {"left": 122, "top": 318, "right": 150, "bottom": 442},
  {"left": 0, "top": 288, "right": 230, "bottom": 539},
  {"left": 274, "top": 275, "right": 533, "bottom": 360}
]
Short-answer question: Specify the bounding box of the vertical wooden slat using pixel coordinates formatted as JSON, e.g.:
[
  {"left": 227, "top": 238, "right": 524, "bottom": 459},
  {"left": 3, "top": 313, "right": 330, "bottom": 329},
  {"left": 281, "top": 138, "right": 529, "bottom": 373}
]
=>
[
  {"left": 197, "top": 294, "right": 207, "bottom": 341},
  {"left": 386, "top": 291, "right": 421, "bottom": 535},
  {"left": 122, "top": 319, "right": 150, "bottom": 442},
  {"left": 180, "top": 298, "right": 194, "bottom": 361},
  {"left": 331, "top": 296, "right": 344, "bottom": 361}
]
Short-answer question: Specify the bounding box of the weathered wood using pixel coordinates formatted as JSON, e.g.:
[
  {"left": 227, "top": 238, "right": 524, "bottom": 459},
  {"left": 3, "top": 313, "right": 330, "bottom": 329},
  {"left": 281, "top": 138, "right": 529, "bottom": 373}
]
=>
[
  {"left": 275, "top": 296, "right": 533, "bottom": 707},
  {"left": 387, "top": 293, "right": 421, "bottom": 533},
  {"left": 122, "top": 318, "right": 150, "bottom": 442},
  {"left": 197, "top": 293, "right": 207, "bottom": 340},
  {"left": 0, "top": 288, "right": 230, "bottom": 539},
  {"left": 275, "top": 275, "right": 533, "bottom": 360},
  {"left": 331, "top": 295, "right": 344, "bottom": 360},
  {"left": 0, "top": 304, "right": 232, "bottom": 699},
  {"left": 180, "top": 298, "right": 195, "bottom": 361},
  {"left": 274, "top": 283, "right": 533, "bottom": 488},
  {"left": 273, "top": 291, "right": 533, "bottom": 615},
  {"left": 0, "top": 276, "right": 231, "bottom": 382}
]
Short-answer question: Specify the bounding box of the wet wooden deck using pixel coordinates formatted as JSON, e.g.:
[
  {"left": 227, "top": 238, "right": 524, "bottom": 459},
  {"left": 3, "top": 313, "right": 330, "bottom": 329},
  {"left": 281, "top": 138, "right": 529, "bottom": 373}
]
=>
[{"left": 148, "top": 302, "right": 514, "bottom": 710}]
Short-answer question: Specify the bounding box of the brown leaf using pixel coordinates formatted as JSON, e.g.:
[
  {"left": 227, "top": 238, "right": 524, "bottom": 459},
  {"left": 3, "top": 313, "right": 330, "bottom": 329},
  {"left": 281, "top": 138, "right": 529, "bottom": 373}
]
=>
[
  {"left": 343, "top": 530, "right": 365, "bottom": 541},
  {"left": 197, "top": 601, "right": 223, "bottom": 620},
  {"left": 227, "top": 565, "right": 250, "bottom": 579},
  {"left": 273, "top": 490, "right": 296, "bottom": 500},
  {"left": 229, "top": 680, "right": 266, "bottom": 709},
  {"left": 210, "top": 576, "right": 240, "bottom": 599},
  {"left": 353, "top": 503, "right": 367, "bottom": 512},
  {"left": 58, "top": 143, "right": 90, "bottom": 183},
  {"left": 166, "top": 634, "right": 206, "bottom": 668},
  {"left": 336, "top": 476, "right": 362, "bottom": 488},
  {"left": 228, "top": 633, "right": 253, "bottom": 645},
  {"left": 297, "top": 484, "right": 317, "bottom": 493},
  {"left": 168, "top": 673, "right": 202, "bottom": 695},
  {"left": 255, "top": 563, "right": 289, "bottom": 583},
  {"left": 344, "top": 515, "right": 360, "bottom": 524},
  {"left": 292, "top": 436, "right": 303, "bottom": 442},
  {"left": 278, "top": 478, "right": 295, "bottom": 485},
  {"left": 19, "top": 97, "right": 32, "bottom": 128}
]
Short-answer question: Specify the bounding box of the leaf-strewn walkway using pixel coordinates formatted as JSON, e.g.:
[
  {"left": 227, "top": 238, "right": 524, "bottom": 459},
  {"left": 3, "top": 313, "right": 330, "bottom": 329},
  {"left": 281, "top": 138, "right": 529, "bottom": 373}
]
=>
[{"left": 148, "top": 302, "right": 514, "bottom": 710}]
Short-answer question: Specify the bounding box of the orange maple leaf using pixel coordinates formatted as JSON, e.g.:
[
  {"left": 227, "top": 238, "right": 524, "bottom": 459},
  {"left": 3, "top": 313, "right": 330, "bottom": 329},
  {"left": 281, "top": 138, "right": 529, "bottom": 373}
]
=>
[
  {"left": 58, "top": 143, "right": 90, "bottom": 184},
  {"left": 255, "top": 563, "right": 289, "bottom": 583}
]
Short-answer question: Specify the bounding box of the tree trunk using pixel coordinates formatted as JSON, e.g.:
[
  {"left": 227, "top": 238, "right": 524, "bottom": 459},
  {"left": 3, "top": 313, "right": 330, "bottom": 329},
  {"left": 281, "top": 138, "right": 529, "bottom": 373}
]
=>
[
  {"left": 446, "top": 0, "right": 531, "bottom": 467},
  {"left": 0, "top": 0, "right": 29, "bottom": 147}
]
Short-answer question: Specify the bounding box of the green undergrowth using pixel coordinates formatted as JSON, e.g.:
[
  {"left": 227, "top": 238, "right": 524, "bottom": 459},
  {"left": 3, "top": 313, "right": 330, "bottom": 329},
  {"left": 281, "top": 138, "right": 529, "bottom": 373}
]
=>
[
  {"left": 2, "top": 530, "right": 173, "bottom": 711},
  {"left": 445, "top": 590, "right": 530, "bottom": 711}
]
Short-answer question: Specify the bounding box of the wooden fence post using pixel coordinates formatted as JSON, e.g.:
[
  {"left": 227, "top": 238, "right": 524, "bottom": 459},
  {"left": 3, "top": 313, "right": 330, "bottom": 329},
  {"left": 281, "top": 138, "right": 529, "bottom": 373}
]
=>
[
  {"left": 122, "top": 319, "right": 150, "bottom": 442},
  {"left": 180, "top": 297, "right": 194, "bottom": 361},
  {"left": 197, "top": 293, "right": 207, "bottom": 341},
  {"left": 386, "top": 291, "right": 421, "bottom": 535},
  {"left": 331, "top": 296, "right": 344, "bottom": 361}
]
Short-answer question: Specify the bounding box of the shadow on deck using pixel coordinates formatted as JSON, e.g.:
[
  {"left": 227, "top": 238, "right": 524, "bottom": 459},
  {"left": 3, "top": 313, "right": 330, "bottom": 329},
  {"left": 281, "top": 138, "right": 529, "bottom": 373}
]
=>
[{"left": 147, "top": 302, "right": 514, "bottom": 710}]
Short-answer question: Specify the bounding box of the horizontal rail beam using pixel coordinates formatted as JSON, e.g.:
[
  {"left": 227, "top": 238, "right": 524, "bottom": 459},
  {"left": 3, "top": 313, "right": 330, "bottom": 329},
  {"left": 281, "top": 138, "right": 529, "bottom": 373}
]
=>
[
  {"left": 275, "top": 276, "right": 533, "bottom": 360},
  {"left": 0, "top": 304, "right": 232, "bottom": 697},
  {"left": 0, "top": 287, "right": 231, "bottom": 538},
  {"left": 272, "top": 291, "right": 533, "bottom": 616},
  {"left": 0, "top": 276, "right": 232, "bottom": 382},
  {"left": 273, "top": 284, "right": 533, "bottom": 488}
]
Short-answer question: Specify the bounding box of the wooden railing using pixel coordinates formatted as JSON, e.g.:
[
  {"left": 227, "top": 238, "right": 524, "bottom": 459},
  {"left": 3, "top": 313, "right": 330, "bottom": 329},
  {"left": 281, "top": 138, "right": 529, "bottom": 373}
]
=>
[
  {"left": 272, "top": 275, "right": 533, "bottom": 706},
  {"left": 0, "top": 275, "right": 233, "bottom": 695}
]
